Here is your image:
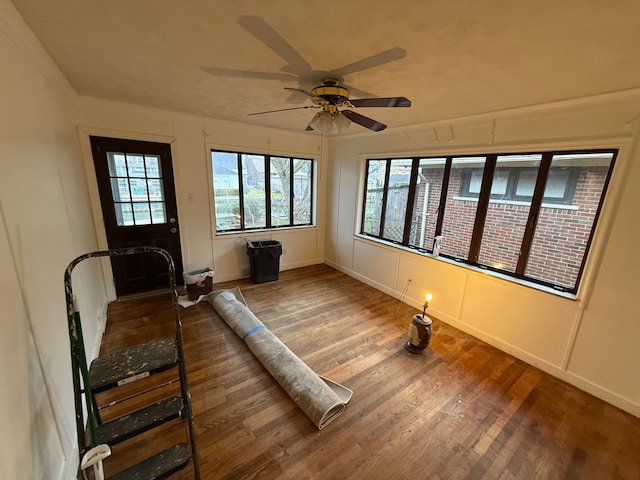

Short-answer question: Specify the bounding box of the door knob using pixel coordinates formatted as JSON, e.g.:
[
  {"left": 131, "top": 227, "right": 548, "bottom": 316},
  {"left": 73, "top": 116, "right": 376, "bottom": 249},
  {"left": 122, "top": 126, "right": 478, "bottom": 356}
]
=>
[{"left": 170, "top": 227, "right": 177, "bottom": 234}]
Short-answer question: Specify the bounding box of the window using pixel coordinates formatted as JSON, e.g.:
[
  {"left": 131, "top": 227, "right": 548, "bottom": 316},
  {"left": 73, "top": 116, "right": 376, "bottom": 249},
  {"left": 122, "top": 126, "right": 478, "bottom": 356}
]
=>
[
  {"left": 212, "top": 150, "right": 313, "bottom": 232},
  {"left": 107, "top": 151, "right": 167, "bottom": 226},
  {"left": 361, "top": 150, "right": 617, "bottom": 294},
  {"left": 461, "top": 164, "right": 578, "bottom": 205}
]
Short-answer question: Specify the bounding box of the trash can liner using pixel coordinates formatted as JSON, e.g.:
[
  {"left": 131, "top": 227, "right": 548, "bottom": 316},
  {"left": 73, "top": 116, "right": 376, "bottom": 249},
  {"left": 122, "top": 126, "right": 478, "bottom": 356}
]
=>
[
  {"left": 184, "top": 268, "right": 214, "bottom": 301},
  {"left": 183, "top": 268, "right": 214, "bottom": 284},
  {"left": 208, "top": 288, "right": 352, "bottom": 429}
]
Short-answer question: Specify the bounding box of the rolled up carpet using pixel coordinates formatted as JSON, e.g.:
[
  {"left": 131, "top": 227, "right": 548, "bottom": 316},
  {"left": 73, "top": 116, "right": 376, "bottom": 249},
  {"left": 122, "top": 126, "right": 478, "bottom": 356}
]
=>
[{"left": 208, "top": 288, "right": 352, "bottom": 429}]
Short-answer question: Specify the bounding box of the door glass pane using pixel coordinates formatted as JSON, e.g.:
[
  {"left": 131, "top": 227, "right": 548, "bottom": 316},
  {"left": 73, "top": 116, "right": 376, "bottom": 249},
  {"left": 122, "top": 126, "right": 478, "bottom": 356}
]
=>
[
  {"left": 129, "top": 178, "right": 148, "bottom": 201},
  {"left": 382, "top": 159, "right": 412, "bottom": 242},
  {"left": 242, "top": 154, "right": 266, "bottom": 229},
  {"left": 212, "top": 151, "right": 241, "bottom": 231},
  {"left": 478, "top": 154, "right": 542, "bottom": 272},
  {"left": 110, "top": 178, "right": 131, "bottom": 201},
  {"left": 439, "top": 157, "right": 486, "bottom": 260},
  {"left": 133, "top": 203, "right": 151, "bottom": 225},
  {"left": 408, "top": 158, "right": 446, "bottom": 250},
  {"left": 362, "top": 160, "right": 387, "bottom": 236},
  {"left": 145, "top": 155, "right": 162, "bottom": 178},
  {"left": 126, "top": 154, "right": 146, "bottom": 177},
  {"left": 293, "top": 159, "right": 312, "bottom": 225},
  {"left": 270, "top": 157, "right": 290, "bottom": 226},
  {"left": 150, "top": 202, "right": 166, "bottom": 224},
  {"left": 147, "top": 179, "right": 164, "bottom": 201},
  {"left": 525, "top": 152, "right": 614, "bottom": 289},
  {"left": 107, "top": 153, "right": 127, "bottom": 177},
  {"left": 114, "top": 203, "right": 134, "bottom": 226}
]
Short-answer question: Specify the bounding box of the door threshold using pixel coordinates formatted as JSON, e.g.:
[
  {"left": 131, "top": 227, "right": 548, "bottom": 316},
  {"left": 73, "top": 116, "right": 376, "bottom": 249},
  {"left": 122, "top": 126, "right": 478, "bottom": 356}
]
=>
[{"left": 116, "top": 287, "right": 185, "bottom": 302}]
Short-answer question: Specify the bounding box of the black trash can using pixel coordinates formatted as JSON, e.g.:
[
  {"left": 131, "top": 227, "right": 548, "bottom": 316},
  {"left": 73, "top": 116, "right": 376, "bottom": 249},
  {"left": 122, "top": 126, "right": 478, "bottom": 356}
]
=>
[{"left": 247, "top": 240, "right": 282, "bottom": 283}]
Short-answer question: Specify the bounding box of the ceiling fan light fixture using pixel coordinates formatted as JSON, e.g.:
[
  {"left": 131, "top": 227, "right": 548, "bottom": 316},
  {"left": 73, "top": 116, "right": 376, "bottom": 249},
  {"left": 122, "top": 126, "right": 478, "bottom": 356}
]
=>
[{"left": 309, "top": 110, "right": 351, "bottom": 135}]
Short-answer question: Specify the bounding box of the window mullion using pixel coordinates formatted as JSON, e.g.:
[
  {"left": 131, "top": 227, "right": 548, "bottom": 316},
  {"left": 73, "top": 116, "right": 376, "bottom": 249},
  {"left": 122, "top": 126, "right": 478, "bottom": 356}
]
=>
[
  {"left": 433, "top": 157, "right": 452, "bottom": 242},
  {"left": 237, "top": 153, "right": 246, "bottom": 230},
  {"left": 265, "top": 156, "right": 272, "bottom": 228},
  {"left": 468, "top": 155, "right": 496, "bottom": 263},
  {"left": 516, "top": 153, "right": 552, "bottom": 274},
  {"left": 378, "top": 161, "right": 392, "bottom": 237},
  {"left": 289, "top": 157, "right": 295, "bottom": 225},
  {"left": 402, "top": 158, "right": 420, "bottom": 245}
]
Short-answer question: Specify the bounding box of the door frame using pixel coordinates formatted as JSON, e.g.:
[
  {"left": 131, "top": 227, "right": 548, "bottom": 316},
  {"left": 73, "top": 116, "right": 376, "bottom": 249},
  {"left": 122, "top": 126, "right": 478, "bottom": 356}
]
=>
[{"left": 77, "top": 126, "right": 186, "bottom": 301}]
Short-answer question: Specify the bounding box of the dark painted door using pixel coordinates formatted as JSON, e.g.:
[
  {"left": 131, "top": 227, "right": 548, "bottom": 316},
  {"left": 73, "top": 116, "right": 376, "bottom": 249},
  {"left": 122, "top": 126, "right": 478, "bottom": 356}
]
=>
[{"left": 90, "top": 136, "right": 183, "bottom": 297}]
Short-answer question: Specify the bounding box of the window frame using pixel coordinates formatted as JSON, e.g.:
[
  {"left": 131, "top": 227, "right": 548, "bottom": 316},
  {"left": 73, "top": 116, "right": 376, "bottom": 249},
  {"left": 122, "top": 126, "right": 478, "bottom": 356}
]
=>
[
  {"left": 211, "top": 149, "right": 314, "bottom": 233},
  {"left": 360, "top": 148, "right": 617, "bottom": 294},
  {"left": 460, "top": 166, "right": 580, "bottom": 205}
]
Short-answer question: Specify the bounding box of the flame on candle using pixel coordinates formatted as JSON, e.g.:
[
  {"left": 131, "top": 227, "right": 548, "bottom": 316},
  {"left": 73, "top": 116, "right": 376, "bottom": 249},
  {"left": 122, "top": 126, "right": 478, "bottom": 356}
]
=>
[{"left": 425, "top": 293, "right": 433, "bottom": 303}]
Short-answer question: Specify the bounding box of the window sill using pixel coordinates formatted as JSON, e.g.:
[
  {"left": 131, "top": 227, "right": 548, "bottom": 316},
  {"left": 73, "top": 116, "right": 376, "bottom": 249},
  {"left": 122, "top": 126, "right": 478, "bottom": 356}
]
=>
[
  {"left": 354, "top": 233, "right": 578, "bottom": 301},
  {"left": 215, "top": 224, "right": 316, "bottom": 237}
]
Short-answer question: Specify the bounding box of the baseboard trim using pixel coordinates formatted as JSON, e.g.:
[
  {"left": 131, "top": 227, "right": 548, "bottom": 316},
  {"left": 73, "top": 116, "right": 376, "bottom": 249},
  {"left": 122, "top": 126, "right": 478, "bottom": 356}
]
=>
[{"left": 323, "top": 259, "right": 640, "bottom": 418}]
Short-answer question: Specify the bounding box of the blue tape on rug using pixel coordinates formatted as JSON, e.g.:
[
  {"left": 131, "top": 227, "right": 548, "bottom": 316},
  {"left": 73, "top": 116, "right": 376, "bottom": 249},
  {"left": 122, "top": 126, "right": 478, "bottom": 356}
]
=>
[{"left": 243, "top": 325, "right": 266, "bottom": 340}]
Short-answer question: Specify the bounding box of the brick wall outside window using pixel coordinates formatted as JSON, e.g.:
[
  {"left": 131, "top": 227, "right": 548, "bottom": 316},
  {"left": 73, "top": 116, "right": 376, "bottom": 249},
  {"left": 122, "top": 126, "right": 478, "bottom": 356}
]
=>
[{"left": 412, "top": 166, "right": 609, "bottom": 287}]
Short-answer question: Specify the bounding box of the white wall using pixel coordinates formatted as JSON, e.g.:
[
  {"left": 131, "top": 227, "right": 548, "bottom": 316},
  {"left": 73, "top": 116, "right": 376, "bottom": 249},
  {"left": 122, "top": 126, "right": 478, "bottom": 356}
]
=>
[
  {"left": 76, "top": 97, "right": 326, "bottom": 291},
  {"left": 325, "top": 92, "right": 640, "bottom": 417},
  {"left": 0, "top": 1, "right": 107, "bottom": 478}
]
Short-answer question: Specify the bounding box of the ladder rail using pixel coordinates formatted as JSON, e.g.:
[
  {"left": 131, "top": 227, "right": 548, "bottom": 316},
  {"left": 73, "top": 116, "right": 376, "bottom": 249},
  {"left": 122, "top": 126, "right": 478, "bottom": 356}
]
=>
[{"left": 64, "top": 246, "right": 200, "bottom": 478}]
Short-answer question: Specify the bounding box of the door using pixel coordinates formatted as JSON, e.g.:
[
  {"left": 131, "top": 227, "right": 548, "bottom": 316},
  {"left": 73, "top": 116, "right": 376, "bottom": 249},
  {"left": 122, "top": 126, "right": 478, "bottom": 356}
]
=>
[{"left": 90, "top": 136, "right": 183, "bottom": 297}]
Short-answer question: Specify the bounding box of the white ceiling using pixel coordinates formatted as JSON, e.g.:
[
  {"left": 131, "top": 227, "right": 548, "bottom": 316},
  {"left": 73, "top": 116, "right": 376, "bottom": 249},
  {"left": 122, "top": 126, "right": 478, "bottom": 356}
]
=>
[{"left": 11, "top": 0, "right": 640, "bottom": 135}]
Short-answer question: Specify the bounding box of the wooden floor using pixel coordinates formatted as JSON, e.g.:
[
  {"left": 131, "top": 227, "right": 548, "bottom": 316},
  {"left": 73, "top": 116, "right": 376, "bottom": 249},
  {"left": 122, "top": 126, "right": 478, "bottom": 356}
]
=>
[{"left": 97, "top": 264, "right": 640, "bottom": 480}]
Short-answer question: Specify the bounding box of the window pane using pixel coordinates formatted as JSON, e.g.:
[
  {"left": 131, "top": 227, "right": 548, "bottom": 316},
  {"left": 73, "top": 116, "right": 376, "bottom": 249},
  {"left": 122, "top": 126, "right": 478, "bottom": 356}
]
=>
[
  {"left": 490, "top": 169, "right": 509, "bottom": 197},
  {"left": 242, "top": 154, "right": 266, "bottom": 229},
  {"left": 145, "top": 155, "right": 161, "bottom": 178},
  {"left": 129, "top": 178, "right": 148, "bottom": 201},
  {"left": 544, "top": 170, "right": 570, "bottom": 199},
  {"left": 362, "top": 160, "right": 387, "bottom": 236},
  {"left": 107, "top": 153, "right": 127, "bottom": 177},
  {"left": 114, "top": 203, "right": 133, "bottom": 226},
  {"left": 408, "top": 158, "right": 446, "bottom": 250},
  {"left": 525, "top": 153, "right": 614, "bottom": 289},
  {"left": 440, "top": 157, "right": 486, "bottom": 259},
  {"left": 293, "top": 159, "right": 312, "bottom": 225},
  {"left": 515, "top": 170, "right": 537, "bottom": 197},
  {"left": 110, "top": 178, "right": 130, "bottom": 202},
  {"left": 382, "top": 159, "right": 412, "bottom": 242},
  {"left": 132, "top": 203, "right": 151, "bottom": 225},
  {"left": 270, "top": 157, "right": 290, "bottom": 226},
  {"left": 478, "top": 155, "right": 542, "bottom": 272},
  {"left": 150, "top": 202, "right": 166, "bottom": 224},
  {"left": 147, "top": 179, "right": 164, "bottom": 201},
  {"left": 468, "top": 170, "right": 483, "bottom": 195},
  {"left": 126, "top": 154, "right": 146, "bottom": 178},
  {"left": 212, "top": 151, "right": 241, "bottom": 231}
]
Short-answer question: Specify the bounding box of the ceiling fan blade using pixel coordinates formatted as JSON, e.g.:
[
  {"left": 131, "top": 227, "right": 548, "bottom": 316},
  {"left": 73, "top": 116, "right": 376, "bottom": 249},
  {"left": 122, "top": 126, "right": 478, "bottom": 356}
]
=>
[
  {"left": 349, "top": 97, "right": 412, "bottom": 108},
  {"left": 342, "top": 110, "right": 387, "bottom": 132},
  {"left": 238, "top": 15, "right": 312, "bottom": 75},
  {"left": 201, "top": 67, "right": 295, "bottom": 82},
  {"left": 331, "top": 47, "right": 407, "bottom": 77},
  {"left": 284, "top": 87, "right": 328, "bottom": 105},
  {"left": 248, "top": 105, "right": 317, "bottom": 116}
]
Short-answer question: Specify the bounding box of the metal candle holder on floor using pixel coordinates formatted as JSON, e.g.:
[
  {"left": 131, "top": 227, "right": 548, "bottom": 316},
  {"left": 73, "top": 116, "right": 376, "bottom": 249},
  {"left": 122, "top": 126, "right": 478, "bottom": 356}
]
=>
[{"left": 404, "top": 294, "right": 433, "bottom": 353}]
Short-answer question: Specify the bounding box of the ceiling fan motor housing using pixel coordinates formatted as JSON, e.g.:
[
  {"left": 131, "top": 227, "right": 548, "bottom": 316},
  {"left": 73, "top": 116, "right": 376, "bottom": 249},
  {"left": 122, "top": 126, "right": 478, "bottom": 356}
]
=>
[{"left": 312, "top": 84, "right": 350, "bottom": 105}]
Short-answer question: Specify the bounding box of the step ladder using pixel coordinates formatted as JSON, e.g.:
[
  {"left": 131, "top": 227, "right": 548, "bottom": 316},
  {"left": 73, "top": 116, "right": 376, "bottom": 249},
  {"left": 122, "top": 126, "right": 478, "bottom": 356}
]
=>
[{"left": 65, "top": 246, "right": 200, "bottom": 479}]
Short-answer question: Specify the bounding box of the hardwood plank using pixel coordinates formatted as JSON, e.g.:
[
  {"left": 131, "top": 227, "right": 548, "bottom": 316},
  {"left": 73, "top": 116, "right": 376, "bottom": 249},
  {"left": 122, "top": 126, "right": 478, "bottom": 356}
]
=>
[{"left": 96, "top": 264, "right": 640, "bottom": 479}]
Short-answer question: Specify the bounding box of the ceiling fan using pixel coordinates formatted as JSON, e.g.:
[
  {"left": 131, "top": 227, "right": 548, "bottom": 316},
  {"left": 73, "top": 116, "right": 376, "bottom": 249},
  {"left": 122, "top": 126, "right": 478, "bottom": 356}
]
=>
[
  {"left": 202, "top": 15, "right": 411, "bottom": 134},
  {"left": 248, "top": 77, "right": 411, "bottom": 134}
]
